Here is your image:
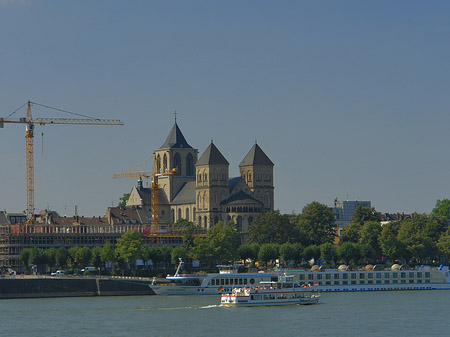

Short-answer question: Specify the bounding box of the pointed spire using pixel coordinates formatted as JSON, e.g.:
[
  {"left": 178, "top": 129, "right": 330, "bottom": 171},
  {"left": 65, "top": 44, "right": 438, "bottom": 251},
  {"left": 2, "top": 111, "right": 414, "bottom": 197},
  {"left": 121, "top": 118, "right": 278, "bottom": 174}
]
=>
[
  {"left": 196, "top": 142, "right": 229, "bottom": 166},
  {"left": 159, "top": 122, "right": 192, "bottom": 149},
  {"left": 240, "top": 143, "right": 274, "bottom": 167}
]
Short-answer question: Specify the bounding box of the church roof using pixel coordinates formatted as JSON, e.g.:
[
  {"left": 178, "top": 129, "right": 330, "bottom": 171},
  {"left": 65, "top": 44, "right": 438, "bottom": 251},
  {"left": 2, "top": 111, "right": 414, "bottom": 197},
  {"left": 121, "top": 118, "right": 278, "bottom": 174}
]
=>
[
  {"left": 159, "top": 122, "right": 193, "bottom": 149},
  {"left": 220, "top": 190, "right": 263, "bottom": 206},
  {"left": 196, "top": 142, "right": 229, "bottom": 166},
  {"left": 239, "top": 144, "right": 274, "bottom": 167},
  {"left": 171, "top": 181, "right": 196, "bottom": 205}
]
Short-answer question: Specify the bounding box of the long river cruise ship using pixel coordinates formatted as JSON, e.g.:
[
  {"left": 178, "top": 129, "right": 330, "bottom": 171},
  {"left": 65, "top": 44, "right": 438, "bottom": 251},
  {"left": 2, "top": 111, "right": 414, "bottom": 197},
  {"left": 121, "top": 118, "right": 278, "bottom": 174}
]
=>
[{"left": 149, "top": 262, "right": 450, "bottom": 295}]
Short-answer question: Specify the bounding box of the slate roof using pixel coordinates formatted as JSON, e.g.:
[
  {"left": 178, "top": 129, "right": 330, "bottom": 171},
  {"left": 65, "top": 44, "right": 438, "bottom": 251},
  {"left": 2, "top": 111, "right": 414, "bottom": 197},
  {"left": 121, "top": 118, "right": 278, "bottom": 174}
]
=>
[
  {"left": 228, "top": 177, "right": 241, "bottom": 193},
  {"left": 196, "top": 142, "right": 229, "bottom": 166},
  {"left": 132, "top": 186, "right": 170, "bottom": 206},
  {"left": 159, "top": 122, "right": 193, "bottom": 149},
  {"left": 171, "top": 181, "right": 196, "bottom": 205},
  {"left": 240, "top": 144, "right": 274, "bottom": 167},
  {"left": 220, "top": 190, "right": 263, "bottom": 206}
]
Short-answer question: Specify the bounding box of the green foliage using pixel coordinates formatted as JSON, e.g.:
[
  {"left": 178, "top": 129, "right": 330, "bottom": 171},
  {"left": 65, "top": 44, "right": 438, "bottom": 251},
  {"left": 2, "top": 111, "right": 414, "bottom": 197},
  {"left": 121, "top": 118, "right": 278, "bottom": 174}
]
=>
[
  {"left": 430, "top": 199, "right": 450, "bottom": 219},
  {"left": 258, "top": 243, "right": 279, "bottom": 265},
  {"left": 118, "top": 193, "right": 130, "bottom": 208},
  {"left": 116, "top": 229, "right": 143, "bottom": 268},
  {"left": 19, "top": 248, "right": 31, "bottom": 270},
  {"left": 437, "top": 228, "right": 450, "bottom": 257},
  {"left": 238, "top": 244, "right": 260, "bottom": 262},
  {"left": 101, "top": 241, "right": 115, "bottom": 263},
  {"left": 296, "top": 202, "right": 336, "bottom": 246},
  {"left": 379, "top": 222, "right": 405, "bottom": 260},
  {"left": 171, "top": 246, "right": 187, "bottom": 264},
  {"left": 350, "top": 206, "right": 381, "bottom": 225},
  {"left": 248, "top": 210, "right": 296, "bottom": 245},
  {"left": 55, "top": 247, "right": 69, "bottom": 268},
  {"left": 339, "top": 222, "right": 363, "bottom": 243},
  {"left": 320, "top": 242, "right": 338, "bottom": 264},
  {"left": 303, "top": 245, "right": 321, "bottom": 262},
  {"left": 279, "top": 243, "right": 297, "bottom": 264},
  {"left": 338, "top": 242, "right": 360, "bottom": 265},
  {"left": 358, "top": 221, "right": 382, "bottom": 259},
  {"left": 90, "top": 246, "right": 103, "bottom": 269}
]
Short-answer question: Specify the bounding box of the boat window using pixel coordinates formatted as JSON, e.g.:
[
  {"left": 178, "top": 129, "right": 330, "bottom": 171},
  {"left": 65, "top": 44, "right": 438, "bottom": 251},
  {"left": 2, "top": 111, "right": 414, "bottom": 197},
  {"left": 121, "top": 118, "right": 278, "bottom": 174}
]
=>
[
  {"left": 221, "top": 279, "right": 224, "bottom": 286},
  {"left": 317, "top": 274, "right": 322, "bottom": 280},
  {"left": 325, "top": 274, "right": 331, "bottom": 280},
  {"left": 239, "top": 279, "right": 243, "bottom": 285},
  {"left": 384, "top": 273, "right": 390, "bottom": 279},
  {"left": 308, "top": 274, "right": 314, "bottom": 280},
  {"left": 225, "top": 279, "right": 229, "bottom": 285},
  {"left": 343, "top": 274, "right": 348, "bottom": 280},
  {"left": 359, "top": 273, "right": 365, "bottom": 279},
  {"left": 393, "top": 272, "right": 398, "bottom": 279},
  {"left": 425, "top": 272, "right": 430, "bottom": 278},
  {"left": 368, "top": 273, "right": 373, "bottom": 279},
  {"left": 401, "top": 272, "right": 406, "bottom": 278},
  {"left": 351, "top": 273, "right": 356, "bottom": 280},
  {"left": 230, "top": 279, "right": 233, "bottom": 285},
  {"left": 244, "top": 279, "right": 247, "bottom": 285},
  {"left": 417, "top": 272, "right": 422, "bottom": 278},
  {"left": 334, "top": 273, "right": 340, "bottom": 280},
  {"left": 299, "top": 274, "right": 305, "bottom": 280},
  {"left": 250, "top": 278, "right": 255, "bottom": 285},
  {"left": 235, "top": 278, "right": 238, "bottom": 285},
  {"left": 376, "top": 273, "right": 381, "bottom": 279},
  {"left": 409, "top": 272, "right": 414, "bottom": 278}
]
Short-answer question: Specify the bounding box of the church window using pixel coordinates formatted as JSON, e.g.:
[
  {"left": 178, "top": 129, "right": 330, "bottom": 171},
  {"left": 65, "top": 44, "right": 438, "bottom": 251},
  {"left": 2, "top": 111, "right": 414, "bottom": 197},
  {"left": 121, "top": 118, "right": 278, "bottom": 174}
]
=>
[
  {"left": 204, "top": 171, "right": 208, "bottom": 182},
  {"left": 214, "top": 216, "right": 219, "bottom": 225},
  {"left": 163, "top": 154, "right": 168, "bottom": 172},
  {"left": 248, "top": 172, "right": 252, "bottom": 182},
  {"left": 186, "top": 153, "right": 194, "bottom": 176},
  {"left": 198, "top": 172, "right": 202, "bottom": 182},
  {"left": 161, "top": 210, "right": 165, "bottom": 219},
  {"left": 178, "top": 208, "right": 182, "bottom": 220},
  {"left": 186, "top": 208, "right": 190, "bottom": 220},
  {"left": 171, "top": 209, "right": 175, "bottom": 222},
  {"left": 193, "top": 207, "right": 196, "bottom": 220},
  {"left": 198, "top": 216, "right": 202, "bottom": 226},
  {"left": 174, "top": 153, "right": 182, "bottom": 174},
  {"left": 157, "top": 155, "right": 161, "bottom": 173},
  {"left": 198, "top": 194, "right": 202, "bottom": 209},
  {"left": 204, "top": 216, "right": 208, "bottom": 228}
]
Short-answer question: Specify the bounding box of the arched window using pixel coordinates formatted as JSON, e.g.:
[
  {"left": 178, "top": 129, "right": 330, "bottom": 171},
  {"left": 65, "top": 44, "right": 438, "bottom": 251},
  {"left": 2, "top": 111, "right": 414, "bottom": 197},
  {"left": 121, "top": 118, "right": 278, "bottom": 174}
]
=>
[
  {"left": 161, "top": 210, "right": 165, "bottom": 219},
  {"left": 204, "top": 171, "right": 208, "bottom": 182},
  {"left": 204, "top": 216, "right": 208, "bottom": 228},
  {"left": 171, "top": 209, "right": 175, "bottom": 222},
  {"left": 237, "top": 216, "right": 243, "bottom": 232},
  {"left": 163, "top": 154, "right": 168, "bottom": 172},
  {"left": 248, "top": 172, "right": 252, "bottom": 182},
  {"left": 198, "top": 193, "right": 202, "bottom": 209},
  {"left": 157, "top": 155, "right": 161, "bottom": 173},
  {"left": 214, "top": 216, "right": 219, "bottom": 225},
  {"left": 198, "top": 172, "right": 202, "bottom": 182},
  {"left": 193, "top": 207, "right": 196, "bottom": 220},
  {"left": 198, "top": 216, "right": 202, "bottom": 227},
  {"left": 186, "top": 153, "right": 194, "bottom": 176},
  {"left": 174, "top": 153, "right": 181, "bottom": 174},
  {"left": 178, "top": 208, "right": 182, "bottom": 220},
  {"left": 186, "top": 208, "right": 190, "bottom": 220}
]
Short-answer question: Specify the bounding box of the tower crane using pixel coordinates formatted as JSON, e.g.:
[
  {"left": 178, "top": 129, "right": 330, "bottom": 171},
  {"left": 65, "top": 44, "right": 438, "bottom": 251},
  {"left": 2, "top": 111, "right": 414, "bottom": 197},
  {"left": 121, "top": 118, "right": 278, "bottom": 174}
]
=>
[
  {"left": 112, "top": 154, "right": 177, "bottom": 233},
  {"left": 0, "top": 101, "right": 123, "bottom": 223}
]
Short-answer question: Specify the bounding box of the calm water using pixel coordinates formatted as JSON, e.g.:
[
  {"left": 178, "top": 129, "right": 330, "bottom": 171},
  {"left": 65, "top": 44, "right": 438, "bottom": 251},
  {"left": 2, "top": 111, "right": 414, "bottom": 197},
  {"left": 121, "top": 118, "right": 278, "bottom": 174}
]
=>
[{"left": 1, "top": 291, "right": 449, "bottom": 337}]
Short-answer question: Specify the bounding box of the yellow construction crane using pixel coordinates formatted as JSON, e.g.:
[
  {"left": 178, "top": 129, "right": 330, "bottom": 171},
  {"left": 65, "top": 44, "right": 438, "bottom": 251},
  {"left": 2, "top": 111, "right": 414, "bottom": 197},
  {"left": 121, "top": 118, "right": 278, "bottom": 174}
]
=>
[
  {"left": 0, "top": 101, "right": 123, "bottom": 223},
  {"left": 112, "top": 155, "right": 177, "bottom": 233}
]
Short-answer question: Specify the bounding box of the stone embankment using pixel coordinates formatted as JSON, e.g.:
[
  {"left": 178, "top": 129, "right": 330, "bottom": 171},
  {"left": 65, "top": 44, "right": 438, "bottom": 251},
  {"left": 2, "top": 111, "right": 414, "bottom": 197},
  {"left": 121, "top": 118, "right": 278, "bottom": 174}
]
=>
[{"left": 0, "top": 276, "right": 157, "bottom": 299}]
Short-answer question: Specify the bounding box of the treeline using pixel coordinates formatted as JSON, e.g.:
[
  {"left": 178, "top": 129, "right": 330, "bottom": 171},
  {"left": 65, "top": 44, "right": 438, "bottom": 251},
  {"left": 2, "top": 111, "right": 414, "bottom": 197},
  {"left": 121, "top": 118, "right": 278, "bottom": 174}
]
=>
[{"left": 19, "top": 200, "right": 450, "bottom": 276}]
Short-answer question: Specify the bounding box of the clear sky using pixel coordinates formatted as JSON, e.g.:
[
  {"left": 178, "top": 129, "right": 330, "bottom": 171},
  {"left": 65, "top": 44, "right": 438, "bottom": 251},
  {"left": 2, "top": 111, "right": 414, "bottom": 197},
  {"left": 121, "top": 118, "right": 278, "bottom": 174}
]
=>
[{"left": 1, "top": 0, "right": 450, "bottom": 217}]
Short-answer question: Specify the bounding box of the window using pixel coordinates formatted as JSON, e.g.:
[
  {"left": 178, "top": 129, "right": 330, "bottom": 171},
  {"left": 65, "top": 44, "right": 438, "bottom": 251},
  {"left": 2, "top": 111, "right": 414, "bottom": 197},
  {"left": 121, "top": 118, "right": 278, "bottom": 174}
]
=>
[{"left": 174, "top": 153, "right": 181, "bottom": 174}]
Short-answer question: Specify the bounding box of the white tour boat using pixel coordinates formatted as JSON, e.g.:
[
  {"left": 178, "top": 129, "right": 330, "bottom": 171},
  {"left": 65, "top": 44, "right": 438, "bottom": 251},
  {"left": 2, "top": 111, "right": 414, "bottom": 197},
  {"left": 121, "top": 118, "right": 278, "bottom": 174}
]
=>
[{"left": 220, "top": 274, "right": 320, "bottom": 307}]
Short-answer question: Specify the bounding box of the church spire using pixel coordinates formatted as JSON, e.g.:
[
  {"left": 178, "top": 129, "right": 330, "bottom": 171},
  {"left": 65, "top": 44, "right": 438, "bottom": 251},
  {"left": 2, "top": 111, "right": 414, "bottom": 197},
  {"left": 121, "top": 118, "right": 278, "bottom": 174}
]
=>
[{"left": 159, "top": 121, "right": 192, "bottom": 149}]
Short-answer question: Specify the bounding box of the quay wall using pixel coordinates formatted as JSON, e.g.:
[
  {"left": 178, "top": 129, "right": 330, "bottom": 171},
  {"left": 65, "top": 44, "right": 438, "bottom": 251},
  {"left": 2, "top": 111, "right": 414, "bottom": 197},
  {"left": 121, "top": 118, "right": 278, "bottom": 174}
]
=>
[{"left": 0, "top": 277, "right": 156, "bottom": 299}]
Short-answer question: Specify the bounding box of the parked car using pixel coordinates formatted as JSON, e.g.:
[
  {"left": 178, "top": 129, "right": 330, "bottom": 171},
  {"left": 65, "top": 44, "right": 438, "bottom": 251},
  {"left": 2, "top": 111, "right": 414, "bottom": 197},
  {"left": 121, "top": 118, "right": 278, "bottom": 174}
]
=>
[
  {"left": 81, "top": 267, "right": 96, "bottom": 273},
  {"left": 51, "top": 270, "right": 64, "bottom": 276}
]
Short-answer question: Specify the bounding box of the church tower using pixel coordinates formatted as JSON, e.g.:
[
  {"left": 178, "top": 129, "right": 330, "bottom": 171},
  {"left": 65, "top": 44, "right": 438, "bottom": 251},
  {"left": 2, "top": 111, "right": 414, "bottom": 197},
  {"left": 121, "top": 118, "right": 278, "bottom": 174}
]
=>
[
  {"left": 239, "top": 144, "right": 274, "bottom": 211},
  {"left": 154, "top": 121, "right": 198, "bottom": 205},
  {"left": 195, "top": 142, "right": 229, "bottom": 228}
]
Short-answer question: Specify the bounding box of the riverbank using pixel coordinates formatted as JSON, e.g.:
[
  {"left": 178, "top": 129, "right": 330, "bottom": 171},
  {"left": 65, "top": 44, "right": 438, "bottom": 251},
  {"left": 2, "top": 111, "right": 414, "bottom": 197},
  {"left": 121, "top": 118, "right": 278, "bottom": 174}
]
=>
[{"left": 0, "top": 276, "right": 156, "bottom": 299}]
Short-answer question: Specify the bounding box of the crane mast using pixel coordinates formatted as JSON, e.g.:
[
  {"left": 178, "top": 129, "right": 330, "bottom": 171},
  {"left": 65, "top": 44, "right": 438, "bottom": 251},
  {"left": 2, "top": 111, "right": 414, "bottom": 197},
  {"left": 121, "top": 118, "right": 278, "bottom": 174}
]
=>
[{"left": 1, "top": 101, "right": 123, "bottom": 223}]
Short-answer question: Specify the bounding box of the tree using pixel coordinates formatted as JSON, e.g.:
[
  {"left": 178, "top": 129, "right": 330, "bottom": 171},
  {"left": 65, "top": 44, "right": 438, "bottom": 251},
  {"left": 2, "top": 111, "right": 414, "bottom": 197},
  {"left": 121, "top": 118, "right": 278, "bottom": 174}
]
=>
[
  {"left": 320, "top": 243, "right": 338, "bottom": 265},
  {"left": 338, "top": 242, "right": 360, "bottom": 265},
  {"left": 358, "top": 221, "right": 382, "bottom": 260},
  {"left": 44, "top": 248, "right": 57, "bottom": 270},
  {"left": 19, "top": 248, "right": 31, "bottom": 271},
  {"left": 258, "top": 243, "right": 279, "bottom": 266},
  {"left": 205, "top": 222, "right": 241, "bottom": 264},
  {"left": 116, "top": 229, "right": 143, "bottom": 269},
  {"left": 55, "top": 247, "right": 69, "bottom": 268},
  {"left": 430, "top": 199, "right": 450, "bottom": 219},
  {"left": 90, "top": 246, "right": 103, "bottom": 269},
  {"left": 379, "top": 222, "right": 406, "bottom": 261},
  {"left": 101, "top": 241, "right": 115, "bottom": 265},
  {"left": 237, "top": 244, "right": 260, "bottom": 262},
  {"left": 350, "top": 206, "right": 381, "bottom": 226},
  {"left": 303, "top": 245, "right": 321, "bottom": 263},
  {"left": 339, "top": 222, "right": 362, "bottom": 243},
  {"left": 248, "top": 210, "right": 296, "bottom": 245},
  {"left": 171, "top": 246, "right": 187, "bottom": 264},
  {"left": 118, "top": 193, "right": 130, "bottom": 208},
  {"left": 437, "top": 228, "right": 450, "bottom": 259},
  {"left": 296, "top": 202, "right": 335, "bottom": 246},
  {"left": 279, "top": 243, "right": 297, "bottom": 264}
]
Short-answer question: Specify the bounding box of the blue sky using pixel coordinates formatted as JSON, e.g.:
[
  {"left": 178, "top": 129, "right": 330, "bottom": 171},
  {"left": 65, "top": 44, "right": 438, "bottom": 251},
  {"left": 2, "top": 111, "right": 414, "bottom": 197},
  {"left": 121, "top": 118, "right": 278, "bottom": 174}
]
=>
[{"left": 1, "top": 1, "right": 450, "bottom": 216}]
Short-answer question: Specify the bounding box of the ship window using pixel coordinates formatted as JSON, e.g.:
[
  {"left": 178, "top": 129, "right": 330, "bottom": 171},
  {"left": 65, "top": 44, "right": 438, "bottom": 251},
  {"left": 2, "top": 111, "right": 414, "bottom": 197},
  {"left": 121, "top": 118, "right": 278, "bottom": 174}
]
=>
[
  {"left": 299, "top": 274, "right": 305, "bottom": 280},
  {"left": 230, "top": 279, "right": 233, "bottom": 285},
  {"left": 417, "top": 279, "right": 422, "bottom": 283},
  {"left": 225, "top": 279, "right": 229, "bottom": 285},
  {"left": 393, "top": 273, "right": 398, "bottom": 279},
  {"left": 250, "top": 278, "right": 255, "bottom": 285},
  {"left": 376, "top": 273, "right": 381, "bottom": 279},
  {"left": 425, "top": 272, "right": 430, "bottom": 278},
  {"left": 384, "top": 273, "right": 390, "bottom": 278},
  {"left": 334, "top": 281, "right": 339, "bottom": 285},
  {"left": 325, "top": 274, "right": 331, "bottom": 280},
  {"left": 317, "top": 274, "right": 322, "bottom": 280},
  {"left": 308, "top": 274, "right": 314, "bottom": 280},
  {"left": 334, "top": 273, "right": 340, "bottom": 280},
  {"left": 351, "top": 273, "right": 356, "bottom": 280},
  {"left": 401, "top": 272, "right": 406, "bottom": 278},
  {"left": 343, "top": 274, "right": 348, "bottom": 280},
  {"left": 393, "top": 280, "right": 398, "bottom": 284},
  {"left": 359, "top": 273, "right": 365, "bottom": 279},
  {"left": 235, "top": 279, "right": 238, "bottom": 284},
  {"left": 368, "top": 280, "right": 373, "bottom": 284},
  {"left": 376, "top": 280, "right": 382, "bottom": 284},
  {"left": 359, "top": 281, "right": 365, "bottom": 284},
  {"left": 351, "top": 281, "right": 357, "bottom": 285},
  {"left": 409, "top": 272, "right": 414, "bottom": 278},
  {"left": 244, "top": 279, "right": 247, "bottom": 285},
  {"left": 385, "top": 280, "right": 390, "bottom": 284},
  {"left": 417, "top": 272, "right": 422, "bottom": 278},
  {"left": 368, "top": 274, "right": 373, "bottom": 279},
  {"left": 425, "top": 279, "right": 430, "bottom": 283},
  {"left": 221, "top": 279, "right": 224, "bottom": 285},
  {"left": 239, "top": 279, "right": 243, "bottom": 285}
]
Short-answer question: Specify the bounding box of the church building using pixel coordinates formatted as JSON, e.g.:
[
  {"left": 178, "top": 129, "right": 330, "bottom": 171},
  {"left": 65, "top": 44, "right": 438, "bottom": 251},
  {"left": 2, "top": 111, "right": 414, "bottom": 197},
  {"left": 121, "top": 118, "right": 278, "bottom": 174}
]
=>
[{"left": 124, "top": 122, "right": 274, "bottom": 233}]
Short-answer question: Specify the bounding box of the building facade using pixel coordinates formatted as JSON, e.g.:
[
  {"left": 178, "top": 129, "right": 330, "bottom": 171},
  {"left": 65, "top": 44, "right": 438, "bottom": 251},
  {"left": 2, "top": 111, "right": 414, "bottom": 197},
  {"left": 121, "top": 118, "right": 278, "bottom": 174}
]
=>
[{"left": 124, "top": 121, "right": 275, "bottom": 233}]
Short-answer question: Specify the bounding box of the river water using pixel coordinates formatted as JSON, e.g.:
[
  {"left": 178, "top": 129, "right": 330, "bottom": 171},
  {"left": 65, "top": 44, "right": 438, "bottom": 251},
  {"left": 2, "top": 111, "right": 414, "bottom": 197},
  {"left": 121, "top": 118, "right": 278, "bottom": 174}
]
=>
[{"left": 1, "top": 291, "right": 449, "bottom": 337}]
